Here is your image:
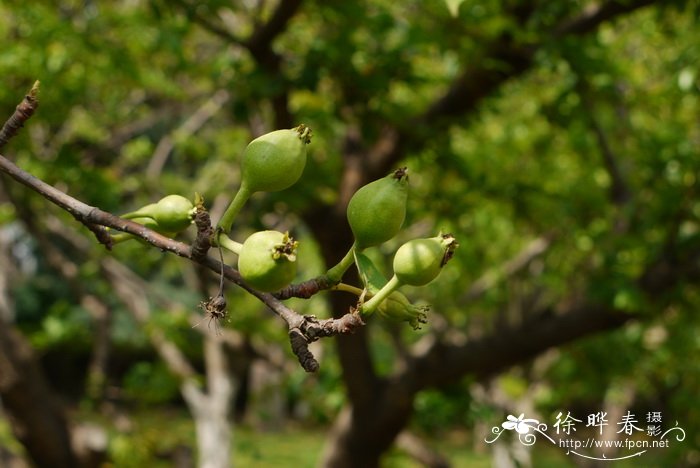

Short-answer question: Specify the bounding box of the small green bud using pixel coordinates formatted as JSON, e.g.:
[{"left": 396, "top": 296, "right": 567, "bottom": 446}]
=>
[
  {"left": 238, "top": 230, "right": 298, "bottom": 292},
  {"left": 346, "top": 168, "right": 409, "bottom": 250},
  {"left": 393, "top": 233, "right": 458, "bottom": 286},
  {"left": 241, "top": 125, "right": 312, "bottom": 193},
  {"left": 376, "top": 291, "right": 428, "bottom": 330}
]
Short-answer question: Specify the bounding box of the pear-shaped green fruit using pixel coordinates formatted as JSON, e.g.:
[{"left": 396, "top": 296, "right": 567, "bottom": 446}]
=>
[
  {"left": 121, "top": 195, "right": 195, "bottom": 233},
  {"left": 217, "top": 125, "right": 312, "bottom": 234},
  {"left": 238, "top": 230, "right": 298, "bottom": 292},
  {"left": 241, "top": 125, "right": 312, "bottom": 193},
  {"left": 347, "top": 167, "right": 409, "bottom": 250},
  {"left": 393, "top": 233, "right": 457, "bottom": 286}
]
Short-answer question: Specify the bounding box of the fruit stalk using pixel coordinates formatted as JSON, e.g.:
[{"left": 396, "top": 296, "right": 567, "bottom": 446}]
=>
[
  {"left": 217, "top": 184, "right": 251, "bottom": 234},
  {"left": 217, "top": 232, "right": 243, "bottom": 255},
  {"left": 325, "top": 242, "right": 357, "bottom": 282},
  {"left": 358, "top": 274, "right": 401, "bottom": 316}
]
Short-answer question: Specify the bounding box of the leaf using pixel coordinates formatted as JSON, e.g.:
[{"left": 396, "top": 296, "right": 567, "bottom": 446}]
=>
[
  {"left": 354, "top": 251, "right": 388, "bottom": 294},
  {"left": 444, "top": 0, "right": 465, "bottom": 17}
]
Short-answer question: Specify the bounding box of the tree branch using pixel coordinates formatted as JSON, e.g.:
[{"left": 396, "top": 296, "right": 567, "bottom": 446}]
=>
[
  {"left": 554, "top": 0, "right": 656, "bottom": 37},
  {"left": 173, "top": 0, "right": 245, "bottom": 46},
  {"left": 177, "top": 1, "right": 299, "bottom": 128},
  {"left": 0, "top": 81, "right": 39, "bottom": 151},
  {"left": 462, "top": 235, "right": 552, "bottom": 303},
  {"left": 146, "top": 89, "right": 230, "bottom": 179},
  {"left": 572, "top": 72, "right": 633, "bottom": 211},
  {"left": 245, "top": 0, "right": 303, "bottom": 61},
  {"left": 0, "top": 149, "right": 362, "bottom": 371},
  {"left": 360, "top": 0, "right": 661, "bottom": 181}
]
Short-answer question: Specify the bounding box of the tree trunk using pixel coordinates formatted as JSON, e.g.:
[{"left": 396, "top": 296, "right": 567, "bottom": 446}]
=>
[
  {"left": 0, "top": 323, "right": 80, "bottom": 468},
  {"left": 181, "top": 335, "right": 234, "bottom": 468},
  {"left": 192, "top": 407, "right": 232, "bottom": 468},
  {"left": 319, "top": 378, "right": 415, "bottom": 468}
]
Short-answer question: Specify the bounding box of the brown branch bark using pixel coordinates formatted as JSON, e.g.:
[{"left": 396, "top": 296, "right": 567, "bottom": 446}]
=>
[{"left": 0, "top": 81, "right": 39, "bottom": 151}]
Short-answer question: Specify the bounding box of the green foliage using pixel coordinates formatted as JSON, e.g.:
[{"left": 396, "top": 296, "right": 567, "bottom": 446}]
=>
[
  {"left": 123, "top": 361, "right": 181, "bottom": 405},
  {"left": 2, "top": 0, "right": 700, "bottom": 465}
]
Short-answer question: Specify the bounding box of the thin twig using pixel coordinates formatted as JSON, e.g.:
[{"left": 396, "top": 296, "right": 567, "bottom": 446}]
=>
[{"left": 0, "top": 81, "right": 39, "bottom": 151}]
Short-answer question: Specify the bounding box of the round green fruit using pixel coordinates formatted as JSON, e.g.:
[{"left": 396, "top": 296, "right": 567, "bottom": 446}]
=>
[
  {"left": 393, "top": 233, "right": 457, "bottom": 286},
  {"left": 347, "top": 167, "right": 409, "bottom": 250},
  {"left": 241, "top": 125, "right": 312, "bottom": 193},
  {"left": 150, "top": 195, "right": 195, "bottom": 232},
  {"left": 238, "top": 230, "right": 298, "bottom": 292}
]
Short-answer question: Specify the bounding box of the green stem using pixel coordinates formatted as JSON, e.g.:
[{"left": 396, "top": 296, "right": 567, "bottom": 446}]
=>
[
  {"left": 359, "top": 275, "right": 401, "bottom": 316},
  {"left": 217, "top": 232, "right": 243, "bottom": 255},
  {"left": 331, "top": 282, "right": 365, "bottom": 296},
  {"left": 110, "top": 232, "right": 136, "bottom": 244},
  {"left": 217, "top": 184, "right": 251, "bottom": 233},
  {"left": 120, "top": 203, "right": 157, "bottom": 220},
  {"left": 326, "top": 242, "right": 357, "bottom": 282}
]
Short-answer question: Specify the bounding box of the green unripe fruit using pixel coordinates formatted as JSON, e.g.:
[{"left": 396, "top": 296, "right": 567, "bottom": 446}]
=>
[
  {"left": 238, "top": 230, "right": 298, "bottom": 292},
  {"left": 217, "top": 125, "right": 312, "bottom": 234},
  {"left": 130, "top": 216, "right": 161, "bottom": 231},
  {"left": 150, "top": 195, "right": 195, "bottom": 232},
  {"left": 110, "top": 216, "right": 169, "bottom": 244},
  {"left": 347, "top": 167, "right": 409, "bottom": 250},
  {"left": 241, "top": 125, "right": 312, "bottom": 193},
  {"left": 121, "top": 195, "right": 195, "bottom": 233},
  {"left": 393, "top": 233, "right": 458, "bottom": 286},
  {"left": 376, "top": 291, "right": 428, "bottom": 330}
]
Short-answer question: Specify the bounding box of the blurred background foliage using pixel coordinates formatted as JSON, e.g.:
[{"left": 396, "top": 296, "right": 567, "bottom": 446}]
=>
[{"left": 1, "top": 0, "right": 699, "bottom": 465}]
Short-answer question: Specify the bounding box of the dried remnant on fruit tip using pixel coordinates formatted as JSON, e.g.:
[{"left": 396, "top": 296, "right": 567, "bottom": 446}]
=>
[
  {"left": 294, "top": 123, "right": 313, "bottom": 144},
  {"left": 347, "top": 167, "right": 409, "bottom": 249},
  {"left": 376, "top": 291, "right": 428, "bottom": 330},
  {"left": 436, "top": 233, "right": 458, "bottom": 266},
  {"left": 271, "top": 232, "right": 299, "bottom": 262},
  {"left": 241, "top": 125, "right": 312, "bottom": 193},
  {"left": 393, "top": 233, "right": 459, "bottom": 286},
  {"left": 238, "top": 230, "right": 298, "bottom": 292}
]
